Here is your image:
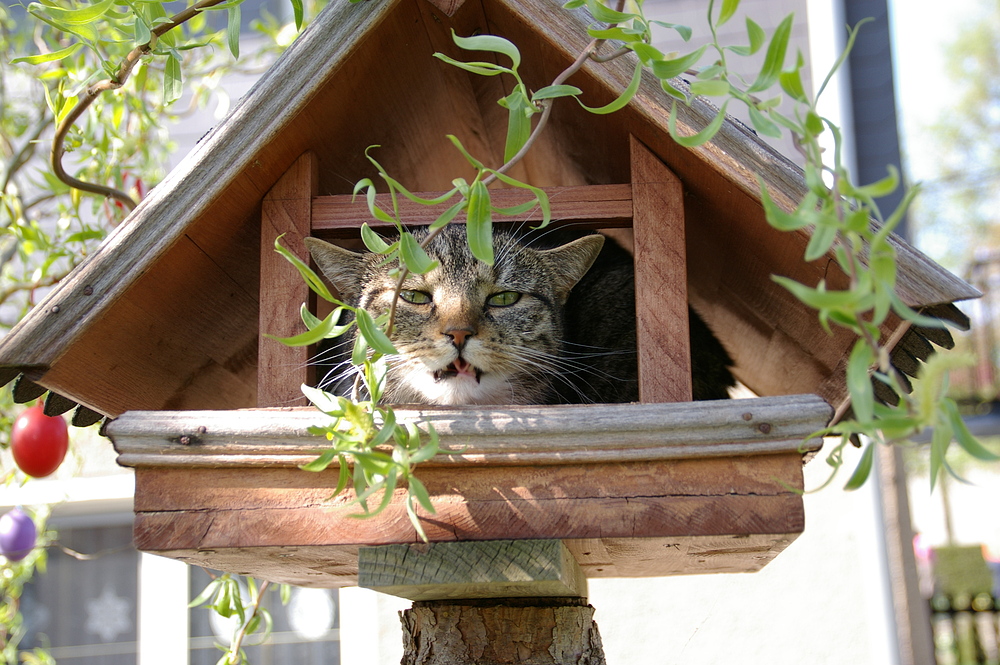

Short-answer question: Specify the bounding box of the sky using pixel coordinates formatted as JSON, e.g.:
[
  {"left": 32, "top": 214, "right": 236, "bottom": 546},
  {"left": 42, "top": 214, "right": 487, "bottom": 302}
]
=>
[{"left": 889, "top": 0, "right": 985, "bottom": 263}]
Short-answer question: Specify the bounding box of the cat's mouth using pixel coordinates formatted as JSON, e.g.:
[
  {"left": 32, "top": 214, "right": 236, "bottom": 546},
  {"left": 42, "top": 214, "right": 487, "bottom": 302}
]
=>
[{"left": 433, "top": 357, "right": 482, "bottom": 383}]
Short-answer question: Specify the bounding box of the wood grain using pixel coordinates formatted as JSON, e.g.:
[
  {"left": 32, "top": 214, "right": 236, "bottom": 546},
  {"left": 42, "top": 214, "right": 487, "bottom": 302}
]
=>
[
  {"left": 107, "top": 394, "right": 831, "bottom": 469},
  {"left": 358, "top": 540, "right": 588, "bottom": 601},
  {"left": 259, "top": 152, "right": 318, "bottom": 407},
  {"left": 630, "top": 136, "right": 691, "bottom": 403},
  {"left": 310, "top": 184, "right": 633, "bottom": 237}
]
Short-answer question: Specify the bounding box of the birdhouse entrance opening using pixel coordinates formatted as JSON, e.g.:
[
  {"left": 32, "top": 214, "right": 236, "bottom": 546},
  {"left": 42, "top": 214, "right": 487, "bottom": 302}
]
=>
[{"left": 258, "top": 135, "right": 695, "bottom": 408}]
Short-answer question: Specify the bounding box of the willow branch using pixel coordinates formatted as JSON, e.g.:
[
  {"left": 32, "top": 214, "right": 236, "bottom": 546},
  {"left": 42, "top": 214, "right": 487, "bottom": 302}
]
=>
[
  {"left": 2, "top": 115, "right": 51, "bottom": 196},
  {"left": 227, "top": 580, "right": 270, "bottom": 664},
  {"left": 50, "top": 0, "right": 232, "bottom": 211}
]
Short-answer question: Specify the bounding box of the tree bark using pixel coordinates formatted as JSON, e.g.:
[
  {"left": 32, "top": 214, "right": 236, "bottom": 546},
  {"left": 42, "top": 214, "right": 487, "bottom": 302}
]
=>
[{"left": 399, "top": 598, "right": 606, "bottom": 665}]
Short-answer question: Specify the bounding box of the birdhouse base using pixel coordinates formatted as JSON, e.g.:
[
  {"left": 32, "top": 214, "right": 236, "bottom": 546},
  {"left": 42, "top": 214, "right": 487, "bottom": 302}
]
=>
[{"left": 107, "top": 395, "right": 831, "bottom": 586}]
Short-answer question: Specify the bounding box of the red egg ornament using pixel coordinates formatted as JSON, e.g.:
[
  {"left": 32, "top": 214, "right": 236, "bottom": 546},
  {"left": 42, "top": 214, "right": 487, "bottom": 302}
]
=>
[
  {"left": 10, "top": 405, "right": 68, "bottom": 478},
  {"left": 0, "top": 508, "right": 36, "bottom": 561}
]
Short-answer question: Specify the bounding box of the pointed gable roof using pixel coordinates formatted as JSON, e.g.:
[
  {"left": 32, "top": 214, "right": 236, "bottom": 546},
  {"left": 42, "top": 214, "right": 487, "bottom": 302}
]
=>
[{"left": 0, "top": 0, "right": 979, "bottom": 420}]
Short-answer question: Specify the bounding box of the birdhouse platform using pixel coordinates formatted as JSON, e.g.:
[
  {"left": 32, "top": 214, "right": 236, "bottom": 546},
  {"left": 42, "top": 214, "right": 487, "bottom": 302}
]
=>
[{"left": 107, "top": 394, "right": 830, "bottom": 587}]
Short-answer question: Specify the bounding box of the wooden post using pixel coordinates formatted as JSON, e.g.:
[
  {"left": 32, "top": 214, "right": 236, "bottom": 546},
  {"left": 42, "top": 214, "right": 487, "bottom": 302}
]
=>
[
  {"left": 630, "top": 135, "right": 692, "bottom": 403},
  {"left": 358, "top": 540, "right": 605, "bottom": 665},
  {"left": 258, "top": 151, "right": 318, "bottom": 407}
]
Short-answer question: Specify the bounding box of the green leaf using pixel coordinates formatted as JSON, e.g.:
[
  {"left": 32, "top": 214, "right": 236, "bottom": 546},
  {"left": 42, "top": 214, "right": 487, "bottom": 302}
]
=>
[
  {"left": 370, "top": 409, "right": 398, "bottom": 448},
  {"left": 667, "top": 100, "right": 728, "bottom": 147},
  {"left": 747, "top": 13, "right": 793, "bottom": 93},
  {"left": 760, "top": 181, "right": 810, "bottom": 231},
  {"left": 488, "top": 170, "right": 551, "bottom": 227},
  {"left": 578, "top": 60, "right": 642, "bottom": 115},
  {"left": 360, "top": 223, "right": 391, "bottom": 253},
  {"left": 844, "top": 441, "right": 874, "bottom": 490},
  {"left": 690, "top": 79, "right": 730, "bottom": 97},
  {"left": 772, "top": 275, "right": 863, "bottom": 310},
  {"left": 432, "top": 54, "right": 511, "bottom": 77},
  {"left": 650, "top": 46, "right": 706, "bottom": 80},
  {"left": 532, "top": 84, "right": 583, "bottom": 101},
  {"left": 227, "top": 5, "right": 241, "bottom": 58},
  {"left": 779, "top": 63, "right": 807, "bottom": 102},
  {"left": 189, "top": 579, "right": 222, "bottom": 608},
  {"left": 29, "top": 0, "right": 115, "bottom": 25},
  {"left": 649, "top": 20, "right": 692, "bottom": 41},
  {"left": 717, "top": 0, "right": 740, "bottom": 27},
  {"left": 446, "top": 135, "right": 486, "bottom": 170},
  {"left": 944, "top": 400, "right": 1000, "bottom": 461},
  {"left": 302, "top": 383, "right": 345, "bottom": 415},
  {"left": 353, "top": 177, "right": 396, "bottom": 225},
  {"left": 846, "top": 340, "right": 875, "bottom": 423},
  {"left": 274, "top": 235, "right": 337, "bottom": 302},
  {"left": 356, "top": 309, "right": 397, "bottom": 355},
  {"left": 10, "top": 42, "right": 83, "bottom": 65},
  {"left": 300, "top": 449, "right": 338, "bottom": 472},
  {"left": 466, "top": 180, "right": 494, "bottom": 264},
  {"left": 408, "top": 476, "right": 436, "bottom": 513},
  {"left": 583, "top": 0, "right": 638, "bottom": 24},
  {"left": 804, "top": 222, "right": 837, "bottom": 262},
  {"left": 265, "top": 308, "right": 347, "bottom": 347},
  {"left": 747, "top": 105, "right": 781, "bottom": 138},
  {"left": 399, "top": 233, "right": 438, "bottom": 275},
  {"left": 451, "top": 30, "right": 521, "bottom": 69},
  {"left": 289, "top": 0, "right": 303, "bottom": 28},
  {"left": 499, "top": 86, "right": 534, "bottom": 163},
  {"left": 429, "top": 199, "right": 466, "bottom": 231},
  {"left": 163, "top": 54, "right": 183, "bottom": 104}
]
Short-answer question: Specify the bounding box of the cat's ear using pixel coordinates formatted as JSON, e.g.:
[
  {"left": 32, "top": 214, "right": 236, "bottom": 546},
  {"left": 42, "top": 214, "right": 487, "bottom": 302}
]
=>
[
  {"left": 543, "top": 234, "right": 605, "bottom": 299},
  {"left": 303, "top": 237, "right": 365, "bottom": 301}
]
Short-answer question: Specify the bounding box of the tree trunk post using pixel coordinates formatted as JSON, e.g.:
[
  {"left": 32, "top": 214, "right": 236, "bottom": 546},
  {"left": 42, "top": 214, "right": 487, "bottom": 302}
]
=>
[{"left": 358, "top": 540, "right": 606, "bottom": 665}]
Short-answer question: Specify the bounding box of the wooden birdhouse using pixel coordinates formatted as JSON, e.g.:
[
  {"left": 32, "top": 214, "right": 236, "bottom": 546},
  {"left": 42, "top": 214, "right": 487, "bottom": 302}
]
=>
[{"left": 0, "top": 0, "right": 978, "bottom": 596}]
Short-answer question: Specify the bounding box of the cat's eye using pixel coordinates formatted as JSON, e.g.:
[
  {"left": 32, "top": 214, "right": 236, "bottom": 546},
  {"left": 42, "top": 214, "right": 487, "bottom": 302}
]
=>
[
  {"left": 400, "top": 290, "right": 432, "bottom": 304},
  {"left": 486, "top": 291, "right": 521, "bottom": 307}
]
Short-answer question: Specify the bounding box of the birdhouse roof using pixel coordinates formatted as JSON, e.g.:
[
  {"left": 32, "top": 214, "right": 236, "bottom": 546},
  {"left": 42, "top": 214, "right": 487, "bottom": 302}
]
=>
[{"left": 0, "top": 0, "right": 979, "bottom": 422}]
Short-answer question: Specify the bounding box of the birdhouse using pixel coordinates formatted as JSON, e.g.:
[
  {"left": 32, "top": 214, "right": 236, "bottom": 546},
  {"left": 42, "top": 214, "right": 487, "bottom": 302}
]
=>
[{"left": 0, "top": 0, "right": 977, "bottom": 591}]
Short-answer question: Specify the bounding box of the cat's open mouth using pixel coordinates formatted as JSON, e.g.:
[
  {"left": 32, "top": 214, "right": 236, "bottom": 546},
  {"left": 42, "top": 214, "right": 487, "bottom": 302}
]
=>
[{"left": 433, "top": 357, "right": 482, "bottom": 383}]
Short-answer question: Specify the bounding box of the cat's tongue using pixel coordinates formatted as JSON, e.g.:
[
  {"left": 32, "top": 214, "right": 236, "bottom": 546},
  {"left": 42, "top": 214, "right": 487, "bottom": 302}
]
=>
[
  {"left": 452, "top": 358, "right": 480, "bottom": 381},
  {"left": 435, "top": 358, "right": 481, "bottom": 383}
]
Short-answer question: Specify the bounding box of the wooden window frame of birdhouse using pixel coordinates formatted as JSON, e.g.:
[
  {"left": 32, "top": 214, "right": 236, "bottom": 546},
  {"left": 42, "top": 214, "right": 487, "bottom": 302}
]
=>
[{"left": 258, "top": 135, "right": 694, "bottom": 407}]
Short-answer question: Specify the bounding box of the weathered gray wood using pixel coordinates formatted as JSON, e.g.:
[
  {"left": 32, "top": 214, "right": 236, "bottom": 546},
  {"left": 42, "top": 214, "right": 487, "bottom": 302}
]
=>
[
  {"left": 107, "top": 394, "right": 831, "bottom": 468},
  {"left": 358, "top": 540, "right": 587, "bottom": 601}
]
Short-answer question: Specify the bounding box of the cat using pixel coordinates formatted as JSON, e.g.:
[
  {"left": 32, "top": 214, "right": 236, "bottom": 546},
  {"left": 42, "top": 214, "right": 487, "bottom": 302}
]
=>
[{"left": 304, "top": 225, "right": 734, "bottom": 405}]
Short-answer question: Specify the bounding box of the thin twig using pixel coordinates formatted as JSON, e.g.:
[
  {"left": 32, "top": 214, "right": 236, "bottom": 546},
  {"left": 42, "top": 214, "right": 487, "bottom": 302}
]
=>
[
  {"left": 50, "top": 0, "right": 233, "bottom": 211},
  {"left": 226, "top": 580, "right": 270, "bottom": 664}
]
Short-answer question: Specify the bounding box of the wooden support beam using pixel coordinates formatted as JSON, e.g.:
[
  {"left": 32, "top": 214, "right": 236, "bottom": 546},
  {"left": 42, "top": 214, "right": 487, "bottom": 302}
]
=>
[
  {"left": 309, "top": 184, "right": 634, "bottom": 238},
  {"left": 258, "top": 151, "right": 318, "bottom": 407},
  {"left": 359, "top": 540, "right": 587, "bottom": 601},
  {"left": 630, "top": 135, "right": 692, "bottom": 403}
]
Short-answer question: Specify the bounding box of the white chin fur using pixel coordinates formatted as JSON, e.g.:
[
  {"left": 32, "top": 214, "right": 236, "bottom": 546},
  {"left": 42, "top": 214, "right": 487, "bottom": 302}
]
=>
[{"left": 405, "top": 372, "right": 512, "bottom": 405}]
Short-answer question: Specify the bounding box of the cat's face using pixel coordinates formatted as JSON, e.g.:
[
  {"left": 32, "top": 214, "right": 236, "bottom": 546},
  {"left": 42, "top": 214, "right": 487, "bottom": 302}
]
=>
[{"left": 305, "top": 227, "right": 603, "bottom": 405}]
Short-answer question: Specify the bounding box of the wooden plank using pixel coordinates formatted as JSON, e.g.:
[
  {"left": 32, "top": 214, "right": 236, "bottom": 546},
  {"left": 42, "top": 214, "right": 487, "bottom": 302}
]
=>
[
  {"left": 630, "top": 136, "right": 691, "bottom": 403},
  {"left": 258, "top": 152, "right": 318, "bottom": 407},
  {"left": 129, "top": 450, "right": 807, "bottom": 584},
  {"left": 358, "top": 540, "right": 587, "bottom": 601},
  {"left": 38, "top": 234, "right": 259, "bottom": 416},
  {"left": 132, "top": 532, "right": 802, "bottom": 588},
  {"left": 107, "top": 395, "right": 831, "bottom": 468},
  {"left": 128, "top": 448, "right": 808, "bottom": 585},
  {"left": 309, "top": 184, "right": 633, "bottom": 237}
]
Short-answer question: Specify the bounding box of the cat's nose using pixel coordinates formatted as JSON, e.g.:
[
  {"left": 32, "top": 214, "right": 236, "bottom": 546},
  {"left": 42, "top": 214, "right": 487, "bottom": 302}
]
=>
[{"left": 443, "top": 327, "right": 474, "bottom": 348}]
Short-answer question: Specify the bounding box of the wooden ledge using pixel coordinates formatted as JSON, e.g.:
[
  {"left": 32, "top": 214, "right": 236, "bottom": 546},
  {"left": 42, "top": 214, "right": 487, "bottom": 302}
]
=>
[{"left": 107, "top": 394, "right": 831, "bottom": 469}]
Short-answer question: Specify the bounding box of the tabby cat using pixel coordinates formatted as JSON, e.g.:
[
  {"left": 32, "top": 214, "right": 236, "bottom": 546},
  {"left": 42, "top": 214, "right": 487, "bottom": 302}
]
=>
[{"left": 304, "top": 225, "right": 734, "bottom": 405}]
